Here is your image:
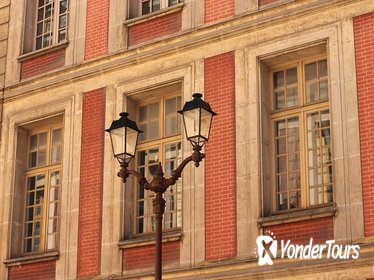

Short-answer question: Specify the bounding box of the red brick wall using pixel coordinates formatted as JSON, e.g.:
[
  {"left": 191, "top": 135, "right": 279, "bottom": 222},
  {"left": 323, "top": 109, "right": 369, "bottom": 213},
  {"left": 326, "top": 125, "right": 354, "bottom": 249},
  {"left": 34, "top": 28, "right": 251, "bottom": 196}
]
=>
[
  {"left": 128, "top": 11, "right": 182, "bottom": 46},
  {"left": 21, "top": 48, "right": 65, "bottom": 79},
  {"left": 8, "top": 261, "right": 56, "bottom": 280},
  {"left": 204, "top": 52, "right": 237, "bottom": 260},
  {"left": 123, "top": 241, "right": 180, "bottom": 270},
  {"left": 77, "top": 88, "right": 106, "bottom": 278},
  {"left": 259, "top": 0, "right": 280, "bottom": 6},
  {"left": 205, "top": 0, "right": 234, "bottom": 23},
  {"left": 264, "top": 217, "right": 334, "bottom": 245},
  {"left": 354, "top": 12, "right": 374, "bottom": 237},
  {"left": 85, "top": 0, "right": 110, "bottom": 59}
]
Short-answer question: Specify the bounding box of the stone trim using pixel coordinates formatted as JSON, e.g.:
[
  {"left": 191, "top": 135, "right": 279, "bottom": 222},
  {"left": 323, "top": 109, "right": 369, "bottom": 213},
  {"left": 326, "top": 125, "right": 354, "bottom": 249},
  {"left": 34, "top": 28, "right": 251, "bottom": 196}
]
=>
[
  {"left": 257, "top": 205, "right": 338, "bottom": 227},
  {"left": 17, "top": 41, "right": 68, "bottom": 62},
  {"left": 123, "top": 3, "right": 185, "bottom": 27},
  {"left": 3, "top": 251, "right": 59, "bottom": 267},
  {"left": 118, "top": 230, "right": 183, "bottom": 249}
]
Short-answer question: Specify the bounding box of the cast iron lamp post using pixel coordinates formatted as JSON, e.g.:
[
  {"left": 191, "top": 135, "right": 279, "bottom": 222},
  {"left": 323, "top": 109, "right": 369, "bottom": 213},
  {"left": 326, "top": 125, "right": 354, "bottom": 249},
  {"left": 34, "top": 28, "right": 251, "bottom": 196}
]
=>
[{"left": 106, "top": 93, "right": 216, "bottom": 280}]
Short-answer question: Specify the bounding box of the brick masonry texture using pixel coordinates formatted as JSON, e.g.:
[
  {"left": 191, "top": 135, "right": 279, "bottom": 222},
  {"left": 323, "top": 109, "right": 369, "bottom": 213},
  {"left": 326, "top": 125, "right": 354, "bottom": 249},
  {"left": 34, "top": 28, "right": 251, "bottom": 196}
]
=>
[
  {"left": 77, "top": 88, "right": 106, "bottom": 277},
  {"left": 8, "top": 261, "right": 56, "bottom": 280},
  {"left": 264, "top": 217, "right": 334, "bottom": 245},
  {"left": 354, "top": 12, "right": 374, "bottom": 237},
  {"left": 259, "top": 0, "right": 281, "bottom": 6},
  {"left": 204, "top": 52, "right": 237, "bottom": 260},
  {"left": 205, "top": 0, "right": 234, "bottom": 23},
  {"left": 84, "top": 0, "right": 109, "bottom": 59},
  {"left": 128, "top": 11, "right": 182, "bottom": 46},
  {"left": 123, "top": 241, "right": 180, "bottom": 270},
  {"left": 21, "top": 48, "right": 65, "bottom": 79}
]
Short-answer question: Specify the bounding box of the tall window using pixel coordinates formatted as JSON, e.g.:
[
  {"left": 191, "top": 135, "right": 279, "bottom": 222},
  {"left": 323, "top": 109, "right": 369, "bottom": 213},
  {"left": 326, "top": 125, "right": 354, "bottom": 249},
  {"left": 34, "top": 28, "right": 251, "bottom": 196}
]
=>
[
  {"left": 135, "top": 95, "right": 182, "bottom": 234},
  {"left": 271, "top": 58, "right": 333, "bottom": 212},
  {"left": 35, "top": 0, "right": 69, "bottom": 50},
  {"left": 23, "top": 126, "right": 62, "bottom": 254}
]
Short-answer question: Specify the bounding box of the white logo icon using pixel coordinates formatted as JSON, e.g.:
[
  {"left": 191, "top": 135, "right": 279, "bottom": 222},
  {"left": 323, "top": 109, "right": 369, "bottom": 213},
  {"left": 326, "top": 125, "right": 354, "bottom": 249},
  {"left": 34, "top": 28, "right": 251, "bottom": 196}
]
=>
[{"left": 256, "top": 232, "right": 277, "bottom": 266}]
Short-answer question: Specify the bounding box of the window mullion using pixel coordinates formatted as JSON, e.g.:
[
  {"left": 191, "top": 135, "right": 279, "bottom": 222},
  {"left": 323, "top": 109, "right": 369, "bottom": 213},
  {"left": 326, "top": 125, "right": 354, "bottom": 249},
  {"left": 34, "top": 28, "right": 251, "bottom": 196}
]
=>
[{"left": 300, "top": 111, "right": 308, "bottom": 208}]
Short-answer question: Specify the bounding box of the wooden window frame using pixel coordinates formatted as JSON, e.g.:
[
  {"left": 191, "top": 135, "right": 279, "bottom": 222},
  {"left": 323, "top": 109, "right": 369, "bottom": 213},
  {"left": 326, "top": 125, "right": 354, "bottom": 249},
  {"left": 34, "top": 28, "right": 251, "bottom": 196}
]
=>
[
  {"left": 34, "top": 0, "right": 69, "bottom": 51},
  {"left": 137, "top": 0, "right": 181, "bottom": 17},
  {"left": 22, "top": 125, "right": 63, "bottom": 255},
  {"left": 270, "top": 56, "right": 333, "bottom": 214},
  {"left": 133, "top": 94, "right": 182, "bottom": 235}
]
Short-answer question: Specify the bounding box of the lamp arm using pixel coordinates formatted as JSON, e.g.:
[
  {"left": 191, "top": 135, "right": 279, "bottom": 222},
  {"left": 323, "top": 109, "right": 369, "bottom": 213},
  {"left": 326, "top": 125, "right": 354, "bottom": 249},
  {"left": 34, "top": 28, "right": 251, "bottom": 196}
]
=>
[
  {"left": 117, "top": 162, "right": 151, "bottom": 190},
  {"left": 166, "top": 149, "right": 205, "bottom": 186}
]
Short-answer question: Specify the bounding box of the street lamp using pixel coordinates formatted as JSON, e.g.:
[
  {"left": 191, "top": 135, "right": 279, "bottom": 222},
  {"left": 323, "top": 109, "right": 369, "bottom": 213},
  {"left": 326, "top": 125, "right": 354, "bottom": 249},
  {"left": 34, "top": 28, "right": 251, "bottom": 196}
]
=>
[{"left": 106, "top": 93, "right": 216, "bottom": 280}]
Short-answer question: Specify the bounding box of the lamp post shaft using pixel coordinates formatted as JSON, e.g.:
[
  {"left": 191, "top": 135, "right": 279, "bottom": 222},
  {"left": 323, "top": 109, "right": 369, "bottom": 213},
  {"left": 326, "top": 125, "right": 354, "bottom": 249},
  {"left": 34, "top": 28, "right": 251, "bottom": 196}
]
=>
[{"left": 154, "top": 192, "right": 165, "bottom": 280}]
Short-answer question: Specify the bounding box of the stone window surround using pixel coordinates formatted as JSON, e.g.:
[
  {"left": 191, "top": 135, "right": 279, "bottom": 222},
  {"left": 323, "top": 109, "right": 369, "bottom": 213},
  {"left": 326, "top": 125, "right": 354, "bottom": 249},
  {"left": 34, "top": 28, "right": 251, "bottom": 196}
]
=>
[
  {"left": 0, "top": 97, "right": 77, "bottom": 279},
  {"left": 102, "top": 63, "right": 205, "bottom": 275},
  {"left": 236, "top": 21, "right": 364, "bottom": 258}
]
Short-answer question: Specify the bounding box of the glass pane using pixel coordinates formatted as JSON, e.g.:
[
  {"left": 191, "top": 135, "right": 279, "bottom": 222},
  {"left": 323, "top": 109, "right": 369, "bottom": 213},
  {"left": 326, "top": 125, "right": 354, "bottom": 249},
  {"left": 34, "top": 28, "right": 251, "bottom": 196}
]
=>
[
  {"left": 289, "top": 191, "right": 301, "bottom": 208},
  {"left": 26, "top": 207, "right": 34, "bottom": 221},
  {"left": 59, "top": 15, "right": 67, "bottom": 29},
  {"left": 275, "top": 120, "right": 286, "bottom": 137},
  {"left": 137, "top": 201, "right": 144, "bottom": 216},
  {"left": 33, "top": 238, "right": 41, "bottom": 252},
  {"left": 36, "top": 174, "right": 45, "bottom": 188},
  {"left": 152, "top": 0, "right": 160, "bottom": 11},
  {"left": 38, "top": 0, "right": 44, "bottom": 7},
  {"left": 288, "top": 153, "right": 300, "bottom": 171},
  {"left": 323, "top": 166, "right": 333, "bottom": 184},
  {"left": 287, "top": 135, "right": 299, "bottom": 153},
  {"left": 139, "top": 106, "right": 148, "bottom": 122},
  {"left": 34, "top": 221, "right": 41, "bottom": 235},
  {"left": 309, "top": 168, "right": 321, "bottom": 187},
  {"left": 273, "top": 71, "right": 284, "bottom": 88},
  {"left": 165, "top": 117, "right": 177, "bottom": 136},
  {"left": 322, "top": 147, "right": 332, "bottom": 164},
  {"left": 308, "top": 149, "right": 320, "bottom": 168},
  {"left": 286, "top": 68, "right": 297, "bottom": 85},
  {"left": 30, "top": 135, "right": 38, "bottom": 149},
  {"left": 36, "top": 190, "right": 44, "bottom": 204},
  {"left": 288, "top": 172, "right": 300, "bottom": 190},
  {"left": 275, "top": 91, "right": 285, "bottom": 110},
  {"left": 37, "top": 22, "right": 43, "bottom": 35},
  {"left": 307, "top": 112, "right": 319, "bottom": 130},
  {"left": 275, "top": 137, "right": 286, "bottom": 155},
  {"left": 37, "top": 149, "right": 47, "bottom": 166},
  {"left": 319, "top": 80, "right": 328, "bottom": 101},
  {"left": 169, "top": 0, "right": 179, "bottom": 6},
  {"left": 25, "top": 223, "right": 33, "bottom": 237},
  {"left": 149, "top": 121, "right": 159, "bottom": 139},
  {"left": 319, "top": 60, "right": 328, "bottom": 77},
  {"left": 28, "top": 176, "right": 36, "bottom": 191},
  {"left": 139, "top": 124, "right": 147, "bottom": 141},
  {"left": 49, "top": 202, "right": 58, "bottom": 217},
  {"left": 24, "top": 239, "right": 32, "bottom": 253},
  {"left": 277, "top": 193, "right": 287, "bottom": 211},
  {"left": 29, "top": 152, "right": 37, "bottom": 168},
  {"left": 52, "top": 146, "right": 61, "bottom": 163},
  {"left": 27, "top": 192, "right": 35, "bottom": 206},
  {"left": 36, "top": 37, "right": 42, "bottom": 50},
  {"left": 305, "top": 62, "right": 317, "bottom": 81},
  {"left": 275, "top": 156, "right": 286, "bottom": 173},
  {"left": 149, "top": 103, "right": 159, "bottom": 120},
  {"left": 276, "top": 174, "right": 287, "bottom": 192},
  {"left": 326, "top": 185, "right": 333, "bottom": 203},
  {"left": 287, "top": 117, "right": 299, "bottom": 134},
  {"left": 286, "top": 88, "right": 298, "bottom": 107},
  {"left": 165, "top": 98, "right": 176, "bottom": 116},
  {"left": 310, "top": 187, "right": 323, "bottom": 206},
  {"left": 165, "top": 144, "right": 176, "bottom": 160},
  {"left": 39, "top": 132, "right": 48, "bottom": 147},
  {"left": 60, "top": 0, "right": 67, "bottom": 13},
  {"left": 306, "top": 82, "right": 318, "bottom": 103},
  {"left": 47, "top": 234, "right": 56, "bottom": 250}
]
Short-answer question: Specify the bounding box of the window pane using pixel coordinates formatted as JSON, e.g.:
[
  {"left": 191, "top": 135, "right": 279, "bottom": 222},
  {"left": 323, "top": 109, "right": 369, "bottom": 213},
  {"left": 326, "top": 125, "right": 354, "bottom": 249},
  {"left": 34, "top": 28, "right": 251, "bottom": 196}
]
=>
[
  {"left": 318, "top": 60, "right": 328, "bottom": 77},
  {"left": 60, "top": 0, "right": 68, "bottom": 13},
  {"left": 306, "top": 82, "right": 318, "bottom": 103},
  {"left": 286, "top": 88, "right": 298, "bottom": 107},
  {"left": 319, "top": 80, "right": 328, "bottom": 100},
  {"left": 37, "top": 149, "right": 47, "bottom": 166},
  {"left": 289, "top": 191, "right": 301, "bottom": 208},
  {"left": 286, "top": 68, "right": 297, "bottom": 85},
  {"left": 276, "top": 174, "right": 287, "bottom": 192},
  {"left": 305, "top": 62, "right": 317, "bottom": 81},
  {"left": 275, "top": 91, "right": 284, "bottom": 110},
  {"left": 273, "top": 71, "right": 284, "bottom": 88},
  {"left": 152, "top": 0, "right": 160, "bottom": 11},
  {"left": 277, "top": 193, "right": 287, "bottom": 211},
  {"left": 275, "top": 156, "right": 286, "bottom": 173},
  {"left": 169, "top": 0, "right": 179, "bottom": 6}
]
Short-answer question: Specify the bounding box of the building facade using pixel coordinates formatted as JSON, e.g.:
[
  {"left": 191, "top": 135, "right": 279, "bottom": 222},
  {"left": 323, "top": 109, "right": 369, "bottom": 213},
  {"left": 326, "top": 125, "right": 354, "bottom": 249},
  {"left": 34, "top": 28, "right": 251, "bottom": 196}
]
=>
[{"left": 1, "top": 0, "right": 374, "bottom": 279}]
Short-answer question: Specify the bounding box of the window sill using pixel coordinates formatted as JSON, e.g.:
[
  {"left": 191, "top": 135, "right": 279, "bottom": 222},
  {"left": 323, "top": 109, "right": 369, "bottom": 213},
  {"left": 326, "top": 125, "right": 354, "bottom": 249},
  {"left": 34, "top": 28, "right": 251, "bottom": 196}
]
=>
[
  {"left": 123, "top": 3, "right": 185, "bottom": 27},
  {"left": 18, "top": 41, "right": 69, "bottom": 62},
  {"left": 3, "top": 251, "right": 59, "bottom": 267},
  {"left": 257, "top": 205, "right": 338, "bottom": 227},
  {"left": 118, "top": 229, "right": 183, "bottom": 249}
]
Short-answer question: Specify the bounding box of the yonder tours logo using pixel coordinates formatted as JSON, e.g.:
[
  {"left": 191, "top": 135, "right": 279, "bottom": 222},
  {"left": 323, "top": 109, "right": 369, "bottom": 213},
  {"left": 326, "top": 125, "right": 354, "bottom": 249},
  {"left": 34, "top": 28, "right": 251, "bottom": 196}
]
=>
[{"left": 255, "top": 232, "right": 360, "bottom": 266}]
